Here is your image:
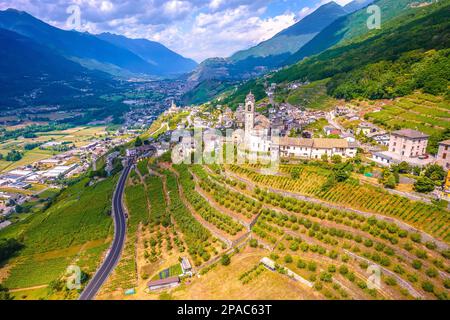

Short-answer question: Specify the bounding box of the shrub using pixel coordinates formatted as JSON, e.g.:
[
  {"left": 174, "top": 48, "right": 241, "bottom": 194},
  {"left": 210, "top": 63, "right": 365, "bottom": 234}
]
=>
[
  {"left": 410, "top": 233, "right": 421, "bottom": 243},
  {"left": 384, "top": 277, "right": 397, "bottom": 286},
  {"left": 249, "top": 239, "right": 258, "bottom": 248},
  {"left": 297, "top": 259, "right": 306, "bottom": 269},
  {"left": 308, "top": 262, "right": 317, "bottom": 272},
  {"left": 221, "top": 254, "right": 231, "bottom": 266},
  {"left": 421, "top": 281, "right": 434, "bottom": 293},
  {"left": 412, "top": 260, "right": 422, "bottom": 270},
  {"left": 284, "top": 255, "right": 293, "bottom": 264},
  {"left": 425, "top": 268, "right": 438, "bottom": 278}
]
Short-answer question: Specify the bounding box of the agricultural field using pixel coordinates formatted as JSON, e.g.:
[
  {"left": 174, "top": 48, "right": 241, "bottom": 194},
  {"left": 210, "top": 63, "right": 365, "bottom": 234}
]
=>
[
  {"left": 0, "top": 176, "right": 117, "bottom": 299},
  {"left": 0, "top": 125, "right": 108, "bottom": 173},
  {"left": 365, "top": 93, "right": 450, "bottom": 136},
  {"left": 227, "top": 164, "right": 450, "bottom": 243},
  {"left": 107, "top": 160, "right": 449, "bottom": 301},
  {"left": 275, "top": 79, "right": 338, "bottom": 110}
]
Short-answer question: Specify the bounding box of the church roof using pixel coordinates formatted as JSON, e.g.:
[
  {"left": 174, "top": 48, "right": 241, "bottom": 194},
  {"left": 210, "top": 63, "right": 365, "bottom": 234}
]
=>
[{"left": 280, "top": 137, "right": 314, "bottom": 147}]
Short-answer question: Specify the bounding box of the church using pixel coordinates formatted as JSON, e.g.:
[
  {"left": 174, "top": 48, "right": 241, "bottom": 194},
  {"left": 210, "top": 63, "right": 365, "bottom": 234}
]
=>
[{"left": 242, "top": 92, "right": 358, "bottom": 160}]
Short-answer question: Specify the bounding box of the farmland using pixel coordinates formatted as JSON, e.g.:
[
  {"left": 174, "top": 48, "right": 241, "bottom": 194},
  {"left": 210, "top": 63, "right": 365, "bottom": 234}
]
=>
[
  {"left": 105, "top": 159, "right": 449, "bottom": 301},
  {"left": 0, "top": 176, "right": 116, "bottom": 299},
  {"left": 227, "top": 164, "right": 450, "bottom": 243},
  {"left": 0, "top": 125, "right": 108, "bottom": 173},
  {"left": 365, "top": 93, "right": 450, "bottom": 137}
]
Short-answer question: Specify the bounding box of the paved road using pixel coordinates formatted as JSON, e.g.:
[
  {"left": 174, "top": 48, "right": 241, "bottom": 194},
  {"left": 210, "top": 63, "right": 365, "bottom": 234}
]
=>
[{"left": 79, "top": 164, "right": 132, "bottom": 300}]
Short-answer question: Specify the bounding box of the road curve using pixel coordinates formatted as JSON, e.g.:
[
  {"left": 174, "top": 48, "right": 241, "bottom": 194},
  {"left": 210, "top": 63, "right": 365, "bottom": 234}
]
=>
[{"left": 79, "top": 164, "right": 132, "bottom": 300}]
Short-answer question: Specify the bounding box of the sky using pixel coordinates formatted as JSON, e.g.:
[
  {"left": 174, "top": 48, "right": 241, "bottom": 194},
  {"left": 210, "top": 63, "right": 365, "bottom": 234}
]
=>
[{"left": 0, "top": 0, "right": 354, "bottom": 62}]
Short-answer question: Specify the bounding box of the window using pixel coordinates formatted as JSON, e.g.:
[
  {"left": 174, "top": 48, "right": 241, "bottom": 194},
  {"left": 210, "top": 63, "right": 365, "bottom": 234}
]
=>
[{"left": 443, "top": 153, "right": 447, "bottom": 160}]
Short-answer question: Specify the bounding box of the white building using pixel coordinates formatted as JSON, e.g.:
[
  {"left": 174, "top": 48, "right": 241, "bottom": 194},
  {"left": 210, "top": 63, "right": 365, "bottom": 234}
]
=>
[
  {"left": 242, "top": 92, "right": 358, "bottom": 160},
  {"left": 372, "top": 129, "right": 433, "bottom": 167},
  {"left": 389, "top": 129, "right": 429, "bottom": 158}
]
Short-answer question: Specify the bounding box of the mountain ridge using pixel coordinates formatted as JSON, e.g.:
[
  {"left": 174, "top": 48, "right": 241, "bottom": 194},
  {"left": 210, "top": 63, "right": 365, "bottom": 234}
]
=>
[{"left": 0, "top": 8, "right": 197, "bottom": 78}]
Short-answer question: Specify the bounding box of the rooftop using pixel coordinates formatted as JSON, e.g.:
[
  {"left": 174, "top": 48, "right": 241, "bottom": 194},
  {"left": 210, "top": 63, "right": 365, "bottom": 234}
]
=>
[
  {"left": 391, "top": 129, "right": 429, "bottom": 139},
  {"left": 147, "top": 276, "right": 180, "bottom": 287},
  {"left": 313, "top": 138, "right": 349, "bottom": 149},
  {"left": 439, "top": 140, "right": 450, "bottom": 146},
  {"left": 279, "top": 137, "right": 314, "bottom": 148}
]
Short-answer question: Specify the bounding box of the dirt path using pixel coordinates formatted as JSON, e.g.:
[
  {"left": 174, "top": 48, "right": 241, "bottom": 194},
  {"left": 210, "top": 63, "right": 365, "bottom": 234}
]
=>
[{"left": 10, "top": 285, "right": 48, "bottom": 293}]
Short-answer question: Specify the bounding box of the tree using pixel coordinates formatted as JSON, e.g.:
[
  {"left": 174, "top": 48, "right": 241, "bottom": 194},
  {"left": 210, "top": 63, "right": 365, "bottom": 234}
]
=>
[
  {"left": 397, "top": 162, "right": 411, "bottom": 174},
  {"left": 0, "top": 285, "right": 12, "bottom": 300},
  {"left": 331, "top": 155, "right": 342, "bottom": 164},
  {"left": 335, "top": 169, "right": 350, "bottom": 182},
  {"left": 424, "top": 164, "right": 445, "bottom": 183},
  {"left": 134, "top": 137, "right": 143, "bottom": 147},
  {"left": 321, "top": 154, "right": 329, "bottom": 162},
  {"left": 414, "top": 176, "right": 435, "bottom": 193},
  {"left": 5, "top": 150, "right": 22, "bottom": 162},
  {"left": 291, "top": 167, "right": 301, "bottom": 180},
  {"left": 221, "top": 254, "right": 231, "bottom": 266},
  {"left": 380, "top": 169, "right": 397, "bottom": 189}
]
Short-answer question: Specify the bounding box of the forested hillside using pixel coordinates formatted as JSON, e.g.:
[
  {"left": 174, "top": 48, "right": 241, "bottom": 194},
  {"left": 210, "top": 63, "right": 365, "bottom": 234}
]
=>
[{"left": 222, "top": 1, "right": 450, "bottom": 107}]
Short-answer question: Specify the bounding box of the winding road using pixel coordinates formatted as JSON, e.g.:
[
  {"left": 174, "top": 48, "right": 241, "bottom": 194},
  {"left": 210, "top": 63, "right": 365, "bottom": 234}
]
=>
[{"left": 79, "top": 163, "right": 132, "bottom": 300}]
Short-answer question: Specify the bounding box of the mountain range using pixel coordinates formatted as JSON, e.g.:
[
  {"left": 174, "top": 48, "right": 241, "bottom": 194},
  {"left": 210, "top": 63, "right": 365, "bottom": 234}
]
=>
[
  {"left": 188, "top": 0, "right": 374, "bottom": 84},
  {"left": 0, "top": 9, "right": 197, "bottom": 79},
  {"left": 219, "top": 0, "right": 450, "bottom": 108}
]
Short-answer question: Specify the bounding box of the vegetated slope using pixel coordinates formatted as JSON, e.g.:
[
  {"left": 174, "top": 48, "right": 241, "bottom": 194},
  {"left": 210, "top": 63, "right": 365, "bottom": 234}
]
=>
[
  {"left": 187, "top": 1, "right": 357, "bottom": 86},
  {"left": 0, "top": 9, "right": 194, "bottom": 78},
  {"left": 224, "top": 2, "right": 450, "bottom": 107},
  {"left": 96, "top": 33, "right": 197, "bottom": 76},
  {"left": 0, "top": 28, "right": 117, "bottom": 109},
  {"left": 0, "top": 177, "right": 116, "bottom": 297},
  {"left": 181, "top": 79, "right": 236, "bottom": 105},
  {"left": 276, "top": 79, "right": 338, "bottom": 110},
  {"left": 284, "top": 0, "right": 424, "bottom": 65},
  {"left": 363, "top": 92, "right": 450, "bottom": 153}
]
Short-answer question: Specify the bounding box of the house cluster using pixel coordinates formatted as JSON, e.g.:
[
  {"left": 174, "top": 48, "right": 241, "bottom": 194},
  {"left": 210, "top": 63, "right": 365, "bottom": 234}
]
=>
[
  {"left": 0, "top": 191, "right": 26, "bottom": 217},
  {"left": 0, "top": 163, "right": 79, "bottom": 188},
  {"left": 371, "top": 129, "right": 449, "bottom": 169},
  {"left": 0, "top": 137, "right": 130, "bottom": 191},
  {"left": 241, "top": 92, "right": 358, "bottom": 159}
]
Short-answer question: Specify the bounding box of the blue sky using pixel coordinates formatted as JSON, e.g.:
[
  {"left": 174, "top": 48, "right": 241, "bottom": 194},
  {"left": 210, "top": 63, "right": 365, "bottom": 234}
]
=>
[{"left": 0, "top": 0, "right": 353, "bottom": 61}]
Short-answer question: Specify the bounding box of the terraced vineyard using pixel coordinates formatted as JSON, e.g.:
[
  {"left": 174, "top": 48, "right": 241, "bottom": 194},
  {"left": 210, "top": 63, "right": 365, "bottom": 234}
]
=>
[
  {"left": 227, "top": 164, "right": 450, "bottom": 242},
  {"left": 365, "top": 93, "right": 450, "bottom": 136},
  {"left": 0, "top": 177, "right": 116, "bottom": 298},
  {"left": 174, "top": 165, "right": 244, "bottom": 236}
]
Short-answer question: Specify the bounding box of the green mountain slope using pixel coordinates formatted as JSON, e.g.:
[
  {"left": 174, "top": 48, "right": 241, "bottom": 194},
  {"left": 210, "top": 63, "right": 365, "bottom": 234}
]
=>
[
  {"left": 284, "top": 0, "right": 434, "bottom": 65},
  {"left": 221, "top": 1, "right": 449, "bottom": 109},
  {"left": 230, "top": 2, "right": 348, "bottom": 62}
]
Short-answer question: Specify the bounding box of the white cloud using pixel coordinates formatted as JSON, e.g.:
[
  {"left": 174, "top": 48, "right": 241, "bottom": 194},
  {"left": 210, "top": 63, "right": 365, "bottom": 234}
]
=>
[{"left": 0, "top": 0, "right": 356, "bottom": 61}]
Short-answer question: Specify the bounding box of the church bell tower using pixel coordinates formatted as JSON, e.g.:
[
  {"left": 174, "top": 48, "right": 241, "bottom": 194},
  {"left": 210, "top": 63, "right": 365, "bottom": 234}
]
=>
[{"left": 245, "top": 92, "right": 255, "bottom": 139}]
